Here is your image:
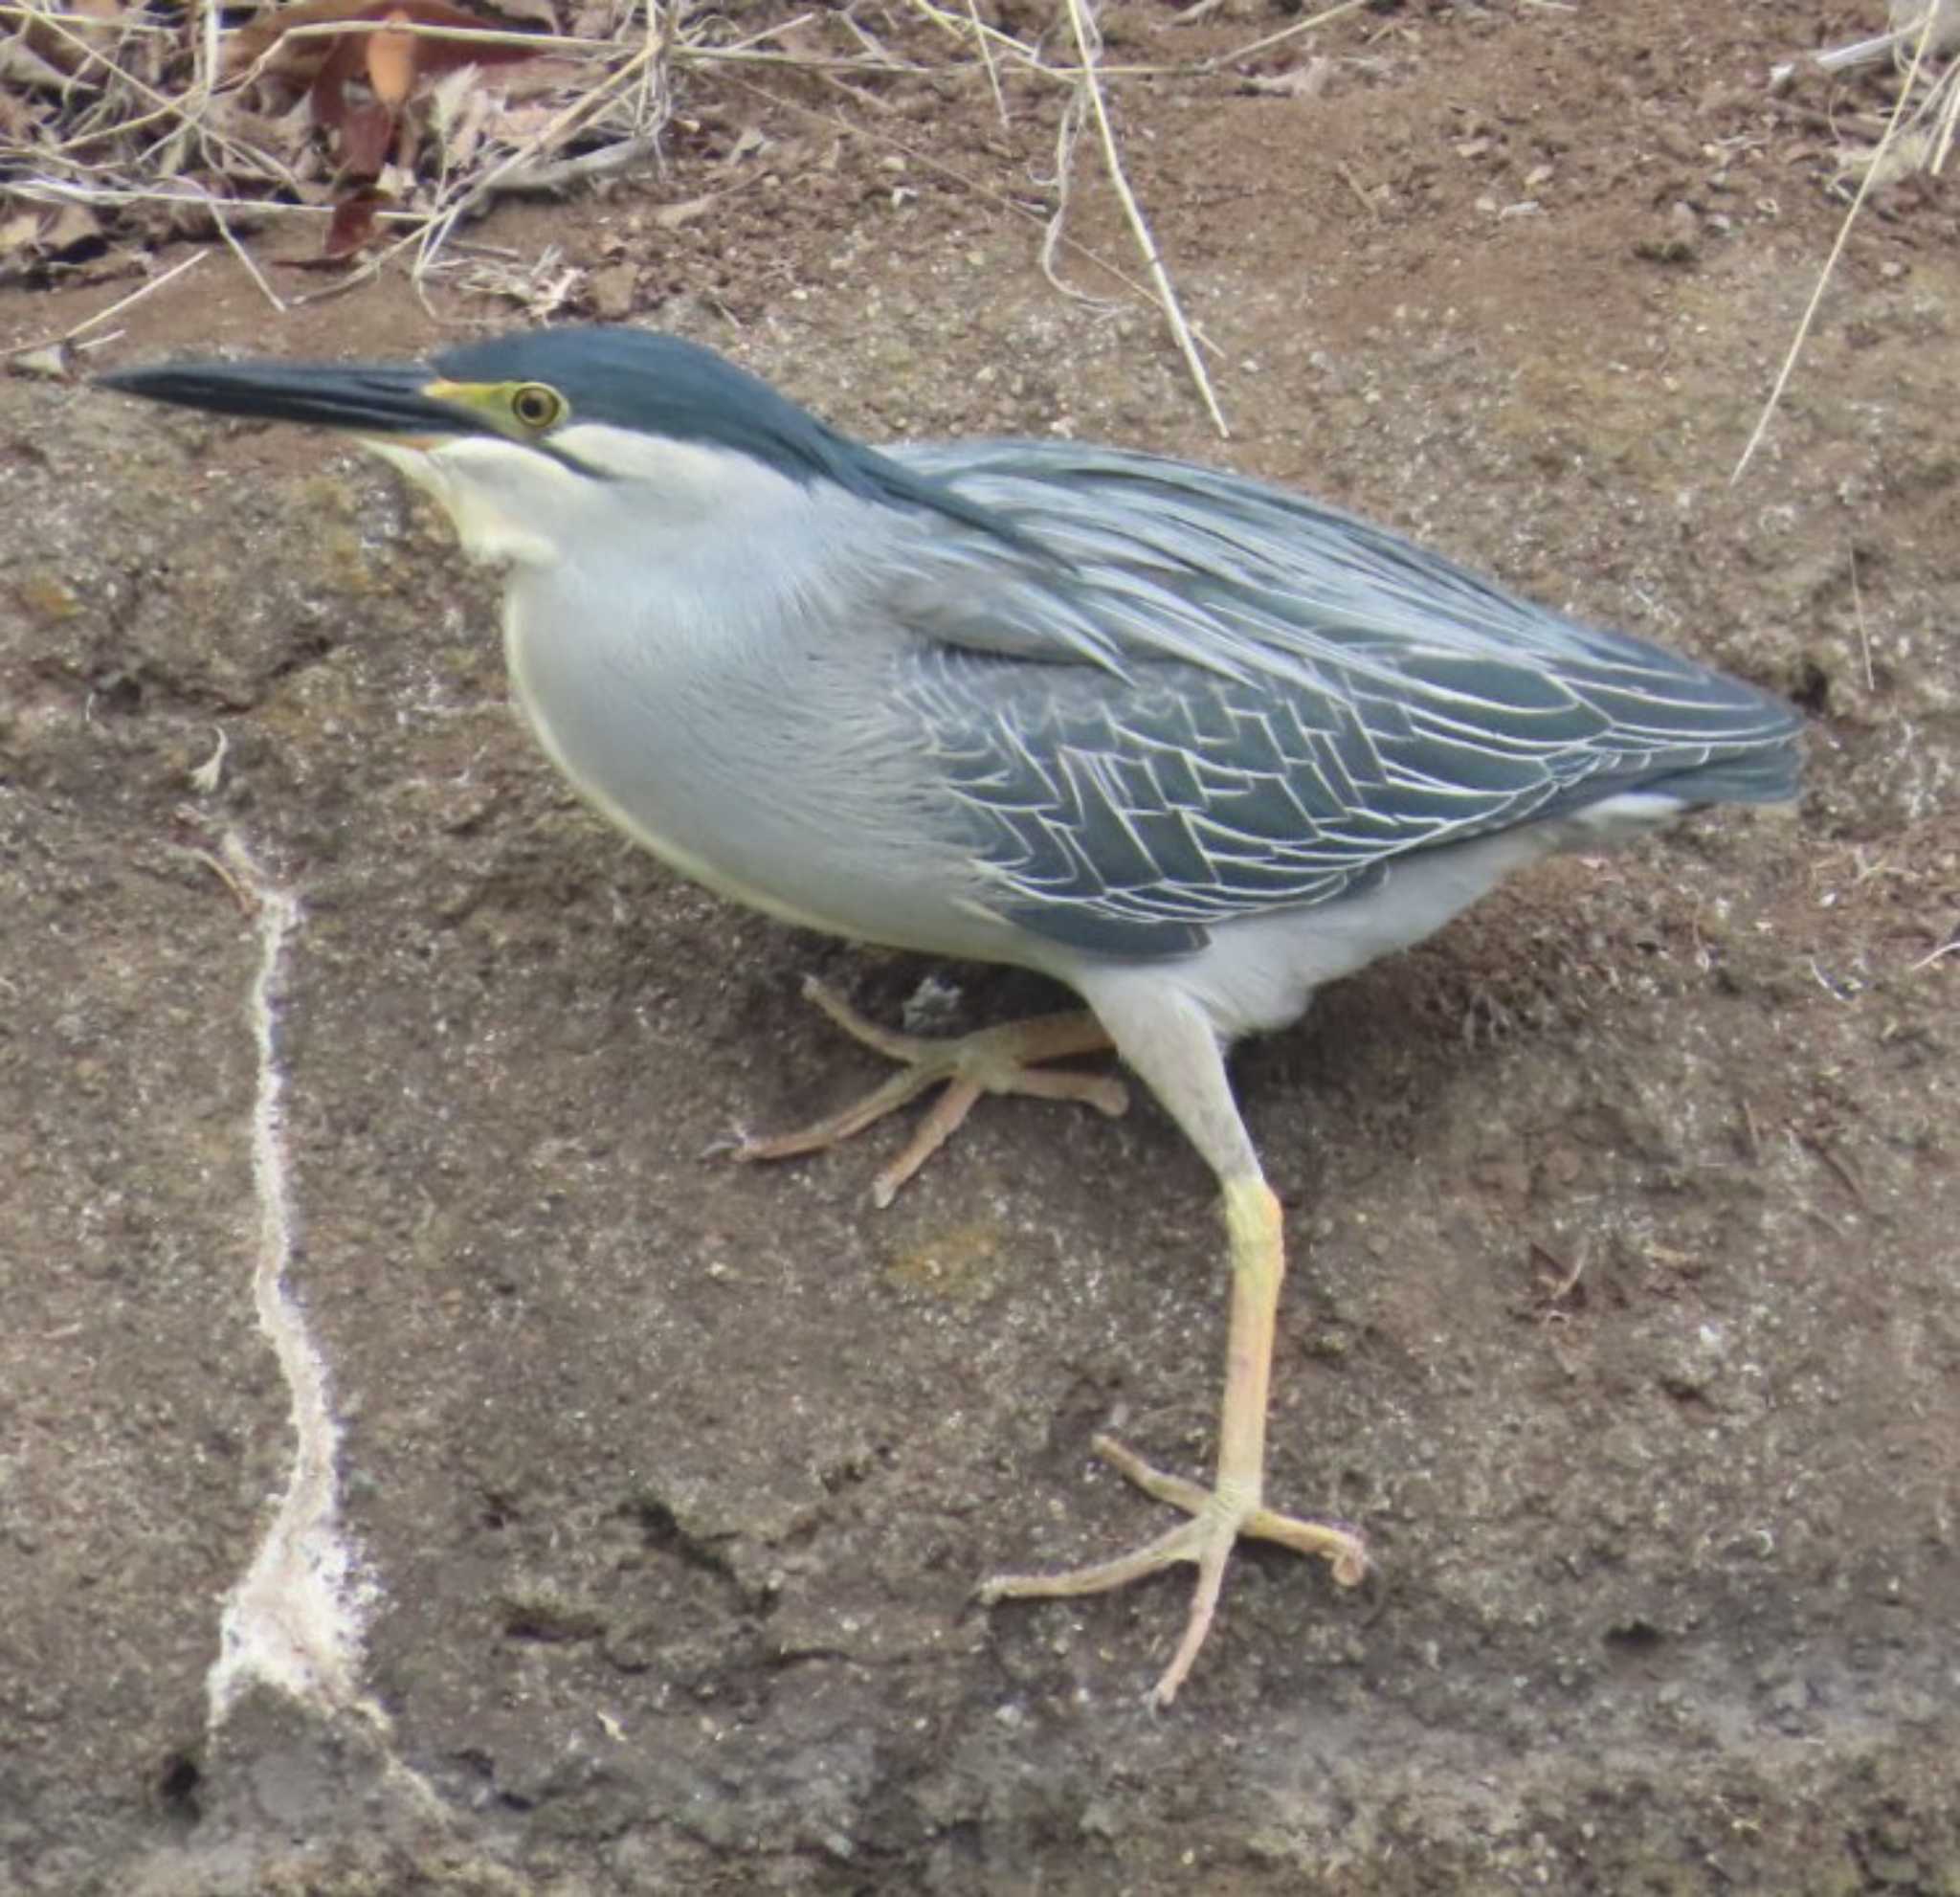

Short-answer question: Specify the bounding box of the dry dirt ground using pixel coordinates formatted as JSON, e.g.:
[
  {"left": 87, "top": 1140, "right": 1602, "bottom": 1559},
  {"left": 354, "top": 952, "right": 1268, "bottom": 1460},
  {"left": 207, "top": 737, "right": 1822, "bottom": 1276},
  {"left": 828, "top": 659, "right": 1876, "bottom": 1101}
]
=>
[{"left": 5, "top": 1, "right": 1959, "bottom": 1891}]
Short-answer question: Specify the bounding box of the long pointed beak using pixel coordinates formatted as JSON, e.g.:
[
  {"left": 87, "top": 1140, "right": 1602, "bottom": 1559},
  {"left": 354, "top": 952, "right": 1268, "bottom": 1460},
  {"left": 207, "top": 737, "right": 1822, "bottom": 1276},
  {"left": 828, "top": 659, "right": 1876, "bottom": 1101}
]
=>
[{"left": 98, "top": 357, "right": 478, "bottom": 440}]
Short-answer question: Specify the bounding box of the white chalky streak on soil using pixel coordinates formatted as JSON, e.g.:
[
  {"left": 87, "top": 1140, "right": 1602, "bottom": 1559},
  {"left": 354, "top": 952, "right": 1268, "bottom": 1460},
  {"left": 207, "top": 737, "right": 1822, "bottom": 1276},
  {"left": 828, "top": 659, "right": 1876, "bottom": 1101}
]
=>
[{"left": 205, "top": 830, "right": 374, "bottom": 1727}]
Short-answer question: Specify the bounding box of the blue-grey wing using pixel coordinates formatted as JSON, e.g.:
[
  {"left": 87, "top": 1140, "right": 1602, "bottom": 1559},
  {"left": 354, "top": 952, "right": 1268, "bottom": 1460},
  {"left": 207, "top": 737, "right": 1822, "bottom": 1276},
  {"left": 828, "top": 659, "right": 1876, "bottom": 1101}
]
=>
[{"left": 876, "top": 440, "right": 1801, "bottom": 959}]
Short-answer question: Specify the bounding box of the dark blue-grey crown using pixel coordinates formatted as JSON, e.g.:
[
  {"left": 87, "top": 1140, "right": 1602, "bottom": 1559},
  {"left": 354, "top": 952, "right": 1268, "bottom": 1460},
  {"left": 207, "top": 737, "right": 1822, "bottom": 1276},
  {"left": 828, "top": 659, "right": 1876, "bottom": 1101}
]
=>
[
  {"left": 435, "top": 326, "right": 918, "bottom": 503},
  {"left": 438, "top": 325, "right": 1022, "bottom": 541}
]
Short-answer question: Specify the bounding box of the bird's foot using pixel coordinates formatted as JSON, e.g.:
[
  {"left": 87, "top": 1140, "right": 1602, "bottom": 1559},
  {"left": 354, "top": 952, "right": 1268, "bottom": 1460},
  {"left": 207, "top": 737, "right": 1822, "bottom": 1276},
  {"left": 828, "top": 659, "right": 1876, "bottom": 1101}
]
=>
[
  {"left": 976, "top": 1433, "right": 1368, "bottom": 1707},
  {"left": 726, "top": 977, "right": 1125, "bottom": 1207}
]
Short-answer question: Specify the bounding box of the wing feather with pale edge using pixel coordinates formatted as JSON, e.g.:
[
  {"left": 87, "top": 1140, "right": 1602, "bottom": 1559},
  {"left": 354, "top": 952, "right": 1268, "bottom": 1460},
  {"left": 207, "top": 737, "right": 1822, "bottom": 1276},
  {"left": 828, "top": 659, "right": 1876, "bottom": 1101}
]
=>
[{"left": 877, "top": 441, "right": 1801, "bottom": 959}]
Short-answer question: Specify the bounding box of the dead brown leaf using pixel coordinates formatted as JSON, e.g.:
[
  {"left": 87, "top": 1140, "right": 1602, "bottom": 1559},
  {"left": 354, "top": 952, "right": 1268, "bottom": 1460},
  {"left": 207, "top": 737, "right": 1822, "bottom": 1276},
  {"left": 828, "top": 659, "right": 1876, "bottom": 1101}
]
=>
[
  {"left": 337, "top": 99, "right": 396, "bottom": 172},
  {"left": 231, "top": 0, "right": 544, "bottom": 176},
  {"left": 322, "top": 183, "right": 392, "bottom": 256}
]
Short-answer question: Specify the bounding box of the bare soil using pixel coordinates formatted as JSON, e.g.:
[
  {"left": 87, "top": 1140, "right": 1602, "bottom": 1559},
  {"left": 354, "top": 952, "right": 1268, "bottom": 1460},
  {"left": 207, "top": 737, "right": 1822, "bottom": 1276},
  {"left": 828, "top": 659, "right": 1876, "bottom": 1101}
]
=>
[{"left": 3, "top": 1, "right": 1958, "bottom": 1891}]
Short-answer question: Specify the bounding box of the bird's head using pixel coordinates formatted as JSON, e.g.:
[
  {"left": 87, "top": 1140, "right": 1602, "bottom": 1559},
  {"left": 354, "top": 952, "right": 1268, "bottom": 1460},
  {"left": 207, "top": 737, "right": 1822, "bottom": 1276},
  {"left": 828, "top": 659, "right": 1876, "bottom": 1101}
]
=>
[{"left": 101, "top": 324, "right": 908, "bottom": 569}]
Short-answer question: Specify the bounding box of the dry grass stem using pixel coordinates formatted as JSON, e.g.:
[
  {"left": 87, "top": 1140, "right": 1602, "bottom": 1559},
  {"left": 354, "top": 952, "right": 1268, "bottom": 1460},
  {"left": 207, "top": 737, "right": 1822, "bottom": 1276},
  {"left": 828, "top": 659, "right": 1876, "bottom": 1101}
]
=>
[
  {"left": 204, "top": 188, "right": 289, "bottom": 311},
  {"left": 7, "top": 251, "right": 208, "bottom": 365},
  {"left": 633, "top": 0, "right": 665, "bottom": 134},
  {"left": 1215, "top": 0, "right": 1370, "bottom": 70},
  {"left": 66, "top": 250, "right": 210, "bottom": 335},
  {"left": 11, "top": 178, "right": 426, "bottom": 237},
  {"left": 409, "top": 31, "right": 662, "bottom": 279},
  {"left": 22, "top": 4, "right": 284, "bottom": 181},
  {"left": 1060, "top": 0, "right": 1228, "bottom": 436},
  {"left": 9, "top": 0, "right": 1342, "bottom": 431},
  {"left": 225, "top": 19, "right": 613, "bottom": 95},
  {"left": 713, "top": 64, "right": 1172, "bottom": 328},
  {"left": 491, "top": 131, "right": 661, "bottom": 195},
  {"left": 964, "top": 0, "right": 1009, "bottom": 128},
  {"left": 1036, "top": 75, "right": 1104, "bottom": 309},
  {"left": 1731, "top": 6, "right": 1942, "bottom": 484}
]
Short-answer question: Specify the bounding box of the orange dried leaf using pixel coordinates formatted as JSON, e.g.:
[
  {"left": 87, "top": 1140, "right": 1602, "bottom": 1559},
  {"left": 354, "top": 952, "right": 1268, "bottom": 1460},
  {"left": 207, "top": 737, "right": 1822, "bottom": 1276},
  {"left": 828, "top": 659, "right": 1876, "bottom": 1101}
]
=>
[
  {"left": 229, "top": 0, "right": 392, "bottom": 79},
  {"left": 231, "top": 0, "right": 546, "bottom": 173},
  {"left": 365, "top": 12, "right": 418, "bottom": 108},
  {"left": 399, "top": 14, "right": 541, "bottom": 80},
  {"left": 234, "top": 0, "right": 539, "bottom": 83}
]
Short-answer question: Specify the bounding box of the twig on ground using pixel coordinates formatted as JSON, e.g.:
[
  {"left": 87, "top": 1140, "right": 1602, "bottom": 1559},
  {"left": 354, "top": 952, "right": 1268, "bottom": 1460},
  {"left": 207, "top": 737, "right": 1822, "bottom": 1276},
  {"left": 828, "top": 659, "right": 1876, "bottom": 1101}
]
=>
[
  {"left": 1734, "top": 7, "right": 1943, "bottom": 483},
  {"left": 7, "top": 252, "right": 207, "bottom": 366},
  {"left": 204, "top": 190, "right": 288, "bottom": 313},
  {"left": 1059, "top": 0, "right": 1228, "bottom": 435}
]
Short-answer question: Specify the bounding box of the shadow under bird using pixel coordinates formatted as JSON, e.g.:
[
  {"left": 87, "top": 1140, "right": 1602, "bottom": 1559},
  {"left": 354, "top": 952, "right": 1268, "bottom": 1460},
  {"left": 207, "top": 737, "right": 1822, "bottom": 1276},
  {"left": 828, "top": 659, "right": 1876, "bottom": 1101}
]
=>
[{"left": 102, "top": 326, "right": 1802, "bottom": 1705}]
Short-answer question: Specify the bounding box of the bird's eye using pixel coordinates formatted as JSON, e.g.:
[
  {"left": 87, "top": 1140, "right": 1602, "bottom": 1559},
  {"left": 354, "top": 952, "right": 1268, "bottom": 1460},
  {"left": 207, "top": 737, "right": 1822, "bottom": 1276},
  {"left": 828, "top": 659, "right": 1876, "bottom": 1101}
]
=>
[{"left": 510, "top": 383, "right": 565, "bottom": 431}]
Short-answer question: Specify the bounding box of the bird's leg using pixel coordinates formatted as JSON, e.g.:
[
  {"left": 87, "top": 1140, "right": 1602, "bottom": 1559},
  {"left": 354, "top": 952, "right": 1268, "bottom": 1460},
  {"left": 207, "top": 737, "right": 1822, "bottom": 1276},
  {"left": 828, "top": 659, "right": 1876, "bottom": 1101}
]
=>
[
  {"left": 729, "top": 976, "right": 1127, "bottom": 1208},
  {"left": 978, "top": 1172, "right": 1367, "bottom": 1704},
  {"left": 976, "top": 982, "right": 1366, "bottom": 1705}
]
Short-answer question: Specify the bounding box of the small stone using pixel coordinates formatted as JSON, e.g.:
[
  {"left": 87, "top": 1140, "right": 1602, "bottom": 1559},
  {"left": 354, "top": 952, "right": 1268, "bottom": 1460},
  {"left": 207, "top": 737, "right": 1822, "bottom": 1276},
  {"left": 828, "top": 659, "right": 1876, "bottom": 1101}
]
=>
[
  {"left": 1653, "top": 121, "right": 1700, "bottom": 163},
  {"left": 1634, "top": 202, "right": 1701, "bottom": 264},
  {"left": 1868, "top": 1854, "right": 1922, "bottom": 1886},
  {"left": 589, "top": 260, "right": 638, "bottom": 321},
  {"left": 14, "top": 569, "right": 83, "bottom": 626}
]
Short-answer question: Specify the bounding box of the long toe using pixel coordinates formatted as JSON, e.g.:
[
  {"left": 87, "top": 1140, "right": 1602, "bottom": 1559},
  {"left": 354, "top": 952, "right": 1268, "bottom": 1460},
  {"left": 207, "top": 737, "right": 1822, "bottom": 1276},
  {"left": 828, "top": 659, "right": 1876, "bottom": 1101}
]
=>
[
  {"left": 727, "top": 981, "right": 1125, "bottom": 1202},
  {"left": 978, "top": 1437, "right": 1367, "bottom": 1705}
]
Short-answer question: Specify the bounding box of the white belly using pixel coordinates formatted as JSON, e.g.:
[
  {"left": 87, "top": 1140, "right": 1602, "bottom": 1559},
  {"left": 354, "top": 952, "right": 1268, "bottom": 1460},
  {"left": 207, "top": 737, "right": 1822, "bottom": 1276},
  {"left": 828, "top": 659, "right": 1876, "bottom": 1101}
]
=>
[{"left": 1164, "top": 802, "right": 1680, "bottom": 1043}]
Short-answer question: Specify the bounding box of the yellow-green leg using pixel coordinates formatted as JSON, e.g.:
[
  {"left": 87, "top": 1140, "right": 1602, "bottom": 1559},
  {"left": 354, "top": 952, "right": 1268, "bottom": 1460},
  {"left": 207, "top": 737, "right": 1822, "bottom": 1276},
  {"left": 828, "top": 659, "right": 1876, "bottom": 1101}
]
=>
[
  {"left": 732, "top": 969, "right": 1366, "bottom": 1703},
  {"left": 729, "top": 975, "right": 1127, "bottom": 1207},
  {"left": 977, "top": 1172, "right": 1367, "bottom": 1706}
]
